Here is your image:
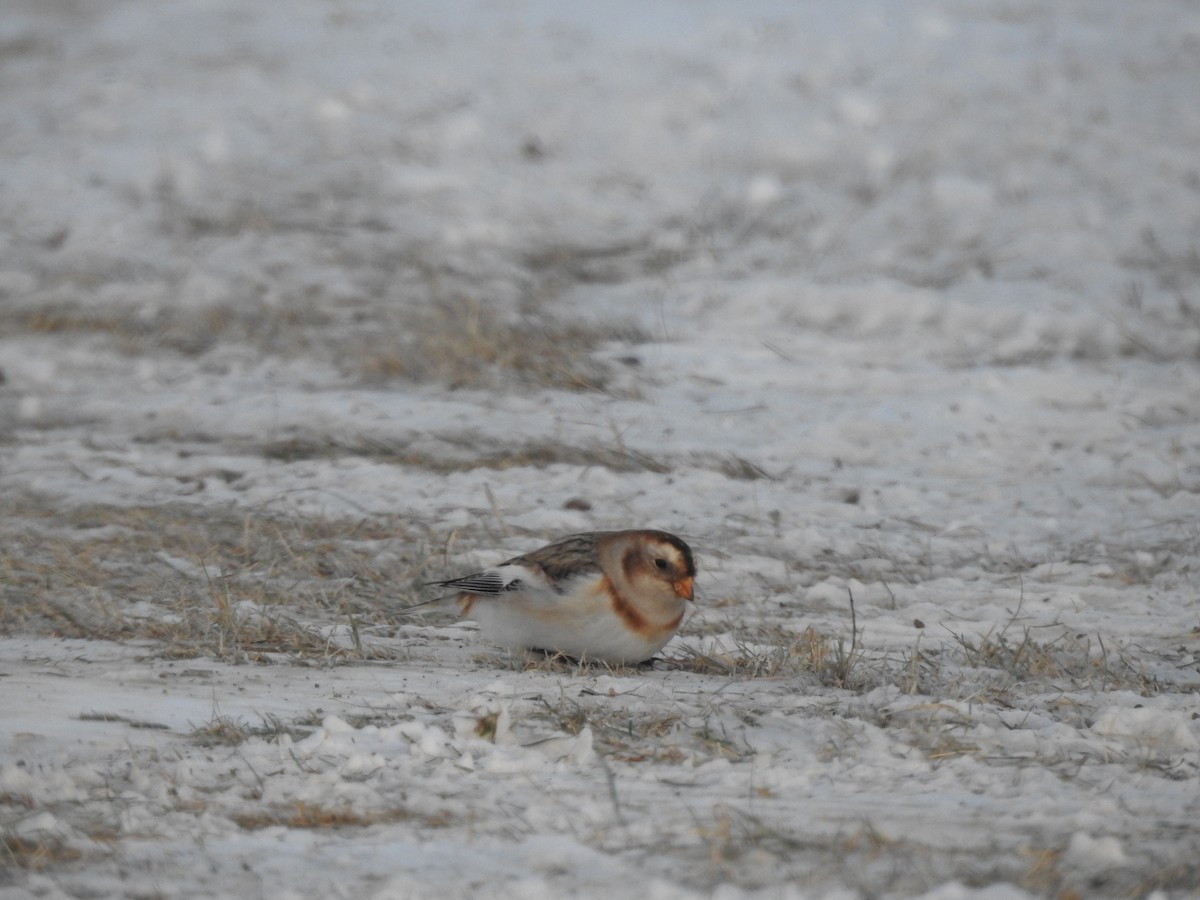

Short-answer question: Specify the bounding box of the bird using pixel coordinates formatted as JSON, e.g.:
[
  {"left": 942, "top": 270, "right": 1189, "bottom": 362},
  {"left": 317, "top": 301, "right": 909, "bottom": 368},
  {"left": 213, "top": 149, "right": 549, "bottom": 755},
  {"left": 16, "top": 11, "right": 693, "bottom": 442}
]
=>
[{"left": 415, "top": 529, "right": 696, "bottom": 665}]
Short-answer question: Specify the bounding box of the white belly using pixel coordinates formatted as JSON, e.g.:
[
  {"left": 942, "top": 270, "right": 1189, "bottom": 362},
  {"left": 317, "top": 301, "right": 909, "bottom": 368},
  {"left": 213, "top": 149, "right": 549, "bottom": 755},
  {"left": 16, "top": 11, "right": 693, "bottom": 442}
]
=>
[{"left": 469, "top": 599, "right": 676, "bottom": 665}]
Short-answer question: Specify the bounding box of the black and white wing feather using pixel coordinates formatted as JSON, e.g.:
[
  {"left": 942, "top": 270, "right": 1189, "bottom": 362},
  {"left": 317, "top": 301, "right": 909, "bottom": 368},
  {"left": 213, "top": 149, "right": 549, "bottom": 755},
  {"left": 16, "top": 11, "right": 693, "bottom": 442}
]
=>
[
  {"left": 399, "top": 533, "right": 611, "bottom": 615},
  {"left": 429, "top": 564, "right": 530, "bottom": 596}
]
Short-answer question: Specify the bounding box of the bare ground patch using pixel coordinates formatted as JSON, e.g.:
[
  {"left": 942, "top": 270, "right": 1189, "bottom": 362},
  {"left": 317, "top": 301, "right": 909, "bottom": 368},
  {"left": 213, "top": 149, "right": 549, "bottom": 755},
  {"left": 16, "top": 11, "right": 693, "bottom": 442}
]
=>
[
  {"left": 1, "top": 258, "right": 655, "bottom": 394},
  {"left": 0, "top": 492, "right": 433, "bottom": 662}
]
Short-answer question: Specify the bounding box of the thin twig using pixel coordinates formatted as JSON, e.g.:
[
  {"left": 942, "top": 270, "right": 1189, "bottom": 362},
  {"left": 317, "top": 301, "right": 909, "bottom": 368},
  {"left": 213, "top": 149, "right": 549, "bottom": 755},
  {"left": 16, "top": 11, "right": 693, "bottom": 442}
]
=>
[
  {"left": 595, "top": 751, "right": 628, "bottom": 829},
  {"left": 847, "top": 587, "right": 859, "bottom": 652},
  {"left": 483, "top": 482, "right": 510, "bottom": 537}
]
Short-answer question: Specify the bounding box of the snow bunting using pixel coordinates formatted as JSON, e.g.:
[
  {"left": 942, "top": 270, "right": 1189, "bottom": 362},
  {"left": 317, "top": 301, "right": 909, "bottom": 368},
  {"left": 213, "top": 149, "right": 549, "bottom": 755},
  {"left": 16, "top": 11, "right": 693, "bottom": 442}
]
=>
[{"left": 421, "top": 530, "right": 695, "bottom": 665}]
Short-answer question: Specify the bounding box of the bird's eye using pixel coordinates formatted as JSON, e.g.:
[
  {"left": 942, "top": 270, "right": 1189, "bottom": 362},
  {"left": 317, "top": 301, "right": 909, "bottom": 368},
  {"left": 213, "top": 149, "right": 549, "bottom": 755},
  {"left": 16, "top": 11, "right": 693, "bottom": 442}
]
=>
[{"left": 653, "top": 558, "right": 669, "bottom": 571}]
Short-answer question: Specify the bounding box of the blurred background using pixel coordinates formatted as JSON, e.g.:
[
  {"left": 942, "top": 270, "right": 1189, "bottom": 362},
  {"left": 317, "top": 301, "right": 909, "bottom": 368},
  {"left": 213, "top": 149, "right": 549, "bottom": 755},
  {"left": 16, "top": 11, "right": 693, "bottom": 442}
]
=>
[
  {"left": 3, "top": 4, "right": 1200, "bottom": 897},
  {"left": 3, "top": 0, "right": 1197, "bottom": 394}
]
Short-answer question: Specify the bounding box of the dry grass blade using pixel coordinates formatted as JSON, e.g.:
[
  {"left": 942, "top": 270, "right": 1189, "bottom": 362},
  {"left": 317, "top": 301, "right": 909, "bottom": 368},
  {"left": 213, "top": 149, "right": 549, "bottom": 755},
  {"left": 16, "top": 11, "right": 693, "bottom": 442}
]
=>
[
  {"left": 358, "top": 295, "right": 646, "bottom": 392},
  {"left": 2, "top": 835, "right": 83, "bottom": 871},
  {"left": 667, "top": 625, "right": 872, "bottom": 689},
  {"left": 230, "top": 801, "right": 437, "bottom": 830},
  {"left": 256, "top": 434, "right": 674, "bottom": 475}
]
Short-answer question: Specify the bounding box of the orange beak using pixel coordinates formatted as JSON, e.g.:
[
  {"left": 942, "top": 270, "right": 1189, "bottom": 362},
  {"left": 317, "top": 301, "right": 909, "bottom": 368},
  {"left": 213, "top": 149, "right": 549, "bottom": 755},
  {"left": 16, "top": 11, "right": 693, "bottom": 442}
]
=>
[{"left": 673, "top": 575, "right": 694, "bottom": 601}]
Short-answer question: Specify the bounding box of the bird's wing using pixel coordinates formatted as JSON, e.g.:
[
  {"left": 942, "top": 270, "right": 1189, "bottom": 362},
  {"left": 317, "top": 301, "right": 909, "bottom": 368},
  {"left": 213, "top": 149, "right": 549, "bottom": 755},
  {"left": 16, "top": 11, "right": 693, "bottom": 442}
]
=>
[
  {"left": 427, "top": 564, "right": 534, "bottom": 596},
  {"left": 502, "top": 532, "right": 607, "bottom": 583},
  {"left": 411, "top": 533, "right": 610, "bottom": 614}
]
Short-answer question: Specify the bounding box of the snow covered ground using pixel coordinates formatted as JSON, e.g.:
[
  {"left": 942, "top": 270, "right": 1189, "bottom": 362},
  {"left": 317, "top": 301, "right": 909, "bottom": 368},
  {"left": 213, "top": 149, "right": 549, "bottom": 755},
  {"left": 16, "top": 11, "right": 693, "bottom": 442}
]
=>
[{"left": 2, "top": 1, "right": 1199, "bottom": 897}]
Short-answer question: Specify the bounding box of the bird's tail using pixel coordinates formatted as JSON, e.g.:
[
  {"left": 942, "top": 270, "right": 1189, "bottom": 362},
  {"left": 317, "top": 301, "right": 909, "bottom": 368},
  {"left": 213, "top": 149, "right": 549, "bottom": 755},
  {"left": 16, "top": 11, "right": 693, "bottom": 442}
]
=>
[{"left": 392, "top": 594, "right": 453, "bottom": 616}]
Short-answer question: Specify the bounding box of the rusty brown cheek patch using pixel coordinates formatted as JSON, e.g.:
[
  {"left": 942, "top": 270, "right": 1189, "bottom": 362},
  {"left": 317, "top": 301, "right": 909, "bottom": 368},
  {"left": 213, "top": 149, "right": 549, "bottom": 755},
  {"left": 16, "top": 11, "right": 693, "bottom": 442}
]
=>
[{"left": 603, "top": 575, "right": 668, "bottom": 637}]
